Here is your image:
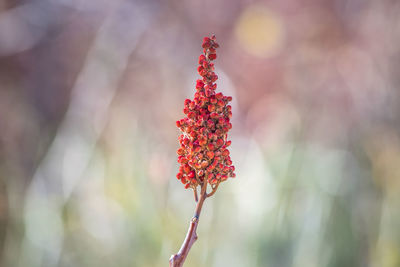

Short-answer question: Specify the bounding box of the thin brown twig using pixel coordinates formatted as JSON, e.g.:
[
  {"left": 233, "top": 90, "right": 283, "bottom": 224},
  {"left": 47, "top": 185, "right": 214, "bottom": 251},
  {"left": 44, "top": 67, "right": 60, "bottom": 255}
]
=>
[
  {"left": 169, "top": 182, "right": 207, "bottom": 267},
  {"left": 192, "top": 186, "right": 198, "bottom": 202},
  {"left": 206, "top": 182, "right": 219, "bottom": 198}
]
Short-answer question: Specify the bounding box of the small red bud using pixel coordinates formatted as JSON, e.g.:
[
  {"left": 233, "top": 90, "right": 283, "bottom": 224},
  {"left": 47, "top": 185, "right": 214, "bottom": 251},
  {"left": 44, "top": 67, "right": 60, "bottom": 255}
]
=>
[
  {"left": 210, "top": 112, "right": 218, "bottom": 119},
  {"left": 216, "top": 139, "right": 224, "bottom": 147},
  {"left": 202, "top": 42, "right": 211, "bottom": 49},
  {"left": 201, "top": 160, "right": 208, "bottom": 168},
  {"left": 211, "top": 160, "right": 218, "bottom": 167},
  {"left": 222, "top": 149, "right": 230, "bottom": 157},
  {"left": 183, "top": 164, "right": 191, "bottom": 173},
  {"left": 177, "top": 156, "right": 184, "bottom": 164},
  {"left": 207, "top": 143, "right": 215, "bottom": 151},
  {"left": 177, "top": 148, "right": 185, "bottom": 155},
  {"left": 188, "top": 171, "right": 195, "bottom": 179},
  {"left": 199, "top": 55, "right": 206, "bottom": 64},
  {"left": 208, "top": 54, "right": 217, "bottom": 60},
  {"left": 196, "top": 79, "right": 204, "bottom": 89},
  {"left": 183, "top": 138, "right": 190, "bottom": 146},
  {"left": 199, "top": 138, "right": 207, "bottom": 146}
]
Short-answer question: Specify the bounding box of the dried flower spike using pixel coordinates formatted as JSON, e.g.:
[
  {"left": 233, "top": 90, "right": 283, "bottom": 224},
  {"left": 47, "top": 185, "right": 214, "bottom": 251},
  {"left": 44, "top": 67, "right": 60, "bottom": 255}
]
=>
[
  {"left": 175, "top": 35, "right": 235, "bottom": 193},
  {"left": 170, "top": 35, "right": 235, "bottom": 267}
]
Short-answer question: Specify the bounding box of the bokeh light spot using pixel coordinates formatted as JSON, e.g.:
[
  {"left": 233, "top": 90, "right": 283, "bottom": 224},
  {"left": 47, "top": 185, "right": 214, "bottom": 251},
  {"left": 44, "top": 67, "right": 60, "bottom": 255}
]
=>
[{"left": 235, "top": 4, "right": 284, "bottom": 58}]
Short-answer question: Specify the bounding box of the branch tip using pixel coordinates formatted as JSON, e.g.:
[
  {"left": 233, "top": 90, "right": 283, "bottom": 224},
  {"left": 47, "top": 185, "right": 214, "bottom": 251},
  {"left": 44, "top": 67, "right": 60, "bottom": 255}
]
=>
[{"left": 206, "top": 182, "right": 219, "bottom": 198}]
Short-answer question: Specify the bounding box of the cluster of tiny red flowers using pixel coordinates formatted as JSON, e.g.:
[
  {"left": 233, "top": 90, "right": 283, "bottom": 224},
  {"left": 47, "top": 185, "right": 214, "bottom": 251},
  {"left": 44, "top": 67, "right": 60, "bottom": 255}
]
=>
[{"left": 176, "top": 36, "right": 235, "bottom": 189}]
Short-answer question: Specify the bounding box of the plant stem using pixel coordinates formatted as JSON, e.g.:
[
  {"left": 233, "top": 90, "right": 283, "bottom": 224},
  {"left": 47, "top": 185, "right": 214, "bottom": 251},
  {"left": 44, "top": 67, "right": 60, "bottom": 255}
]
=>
[
  {"left": 193, "top": 186, "right": 198, "bottom": 202},
  {"left": 169, "top": 182, "right": 207, "bottom": 267},
  {"left": 206, "top": 183, "right": 219, "bottom": 198}
]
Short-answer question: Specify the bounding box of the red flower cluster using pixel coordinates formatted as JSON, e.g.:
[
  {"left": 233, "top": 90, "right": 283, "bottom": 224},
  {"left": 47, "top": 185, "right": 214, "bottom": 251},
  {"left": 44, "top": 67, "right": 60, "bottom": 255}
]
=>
[{"left": 176, "top": 36, "right": 235, "bottom": 190}]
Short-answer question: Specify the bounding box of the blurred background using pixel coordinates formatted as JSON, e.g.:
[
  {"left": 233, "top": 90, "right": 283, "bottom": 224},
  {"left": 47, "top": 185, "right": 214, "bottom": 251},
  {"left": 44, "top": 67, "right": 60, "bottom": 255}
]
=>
[{"left": 1, "top": 0, "right": 400, "bottom": 266}]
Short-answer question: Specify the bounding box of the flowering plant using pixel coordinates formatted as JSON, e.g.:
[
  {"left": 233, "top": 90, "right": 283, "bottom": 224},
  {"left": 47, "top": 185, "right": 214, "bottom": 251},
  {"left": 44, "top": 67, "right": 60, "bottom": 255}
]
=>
[{"left": 170, "top": 35, "right": 235, "bottom": 267}]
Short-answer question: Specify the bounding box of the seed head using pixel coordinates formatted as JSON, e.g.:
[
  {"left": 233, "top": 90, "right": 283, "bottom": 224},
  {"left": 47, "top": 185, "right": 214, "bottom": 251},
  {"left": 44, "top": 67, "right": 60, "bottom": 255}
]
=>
[{"left": 176, "top": 35, "right": 235, "bottom": 190}]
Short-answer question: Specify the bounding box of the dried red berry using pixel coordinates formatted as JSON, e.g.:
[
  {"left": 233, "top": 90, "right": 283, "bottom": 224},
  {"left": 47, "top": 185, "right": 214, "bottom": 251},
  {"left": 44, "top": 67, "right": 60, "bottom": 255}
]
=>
[
  {"left": 188, "top": 171, "right": 195, "bottom": 179},
  {"left": 196, "top": 80, "right": 204, "bottom": 89},
  {"left": 216, "top": 139, "right": 224, "bottom": 147},
  {"left": 177, "top": 148, "right": 185, "bottom": 155},
  {"left": 207, "top": 143, "right": 215, "bottom": 151},
  {"left": 201, "top": 160, "right": 209, "bottom": 168},
  {"left": 183, "top": 164, "right": 191, "bottom": 173},
  {"left": 208, "top": 54, "right": 217, "bottom": 60},
  {"left": 208, "top": 105, "right": 215, "bottom": 112},
  {"left": 199, "top": 138, "right": 207, "bottom": 146},
  {"left": 215, "top": 93, "right": 223, "bottom": 99},
  {"left": 199, "top": 55, "right": 206, "bottom": 64}
]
